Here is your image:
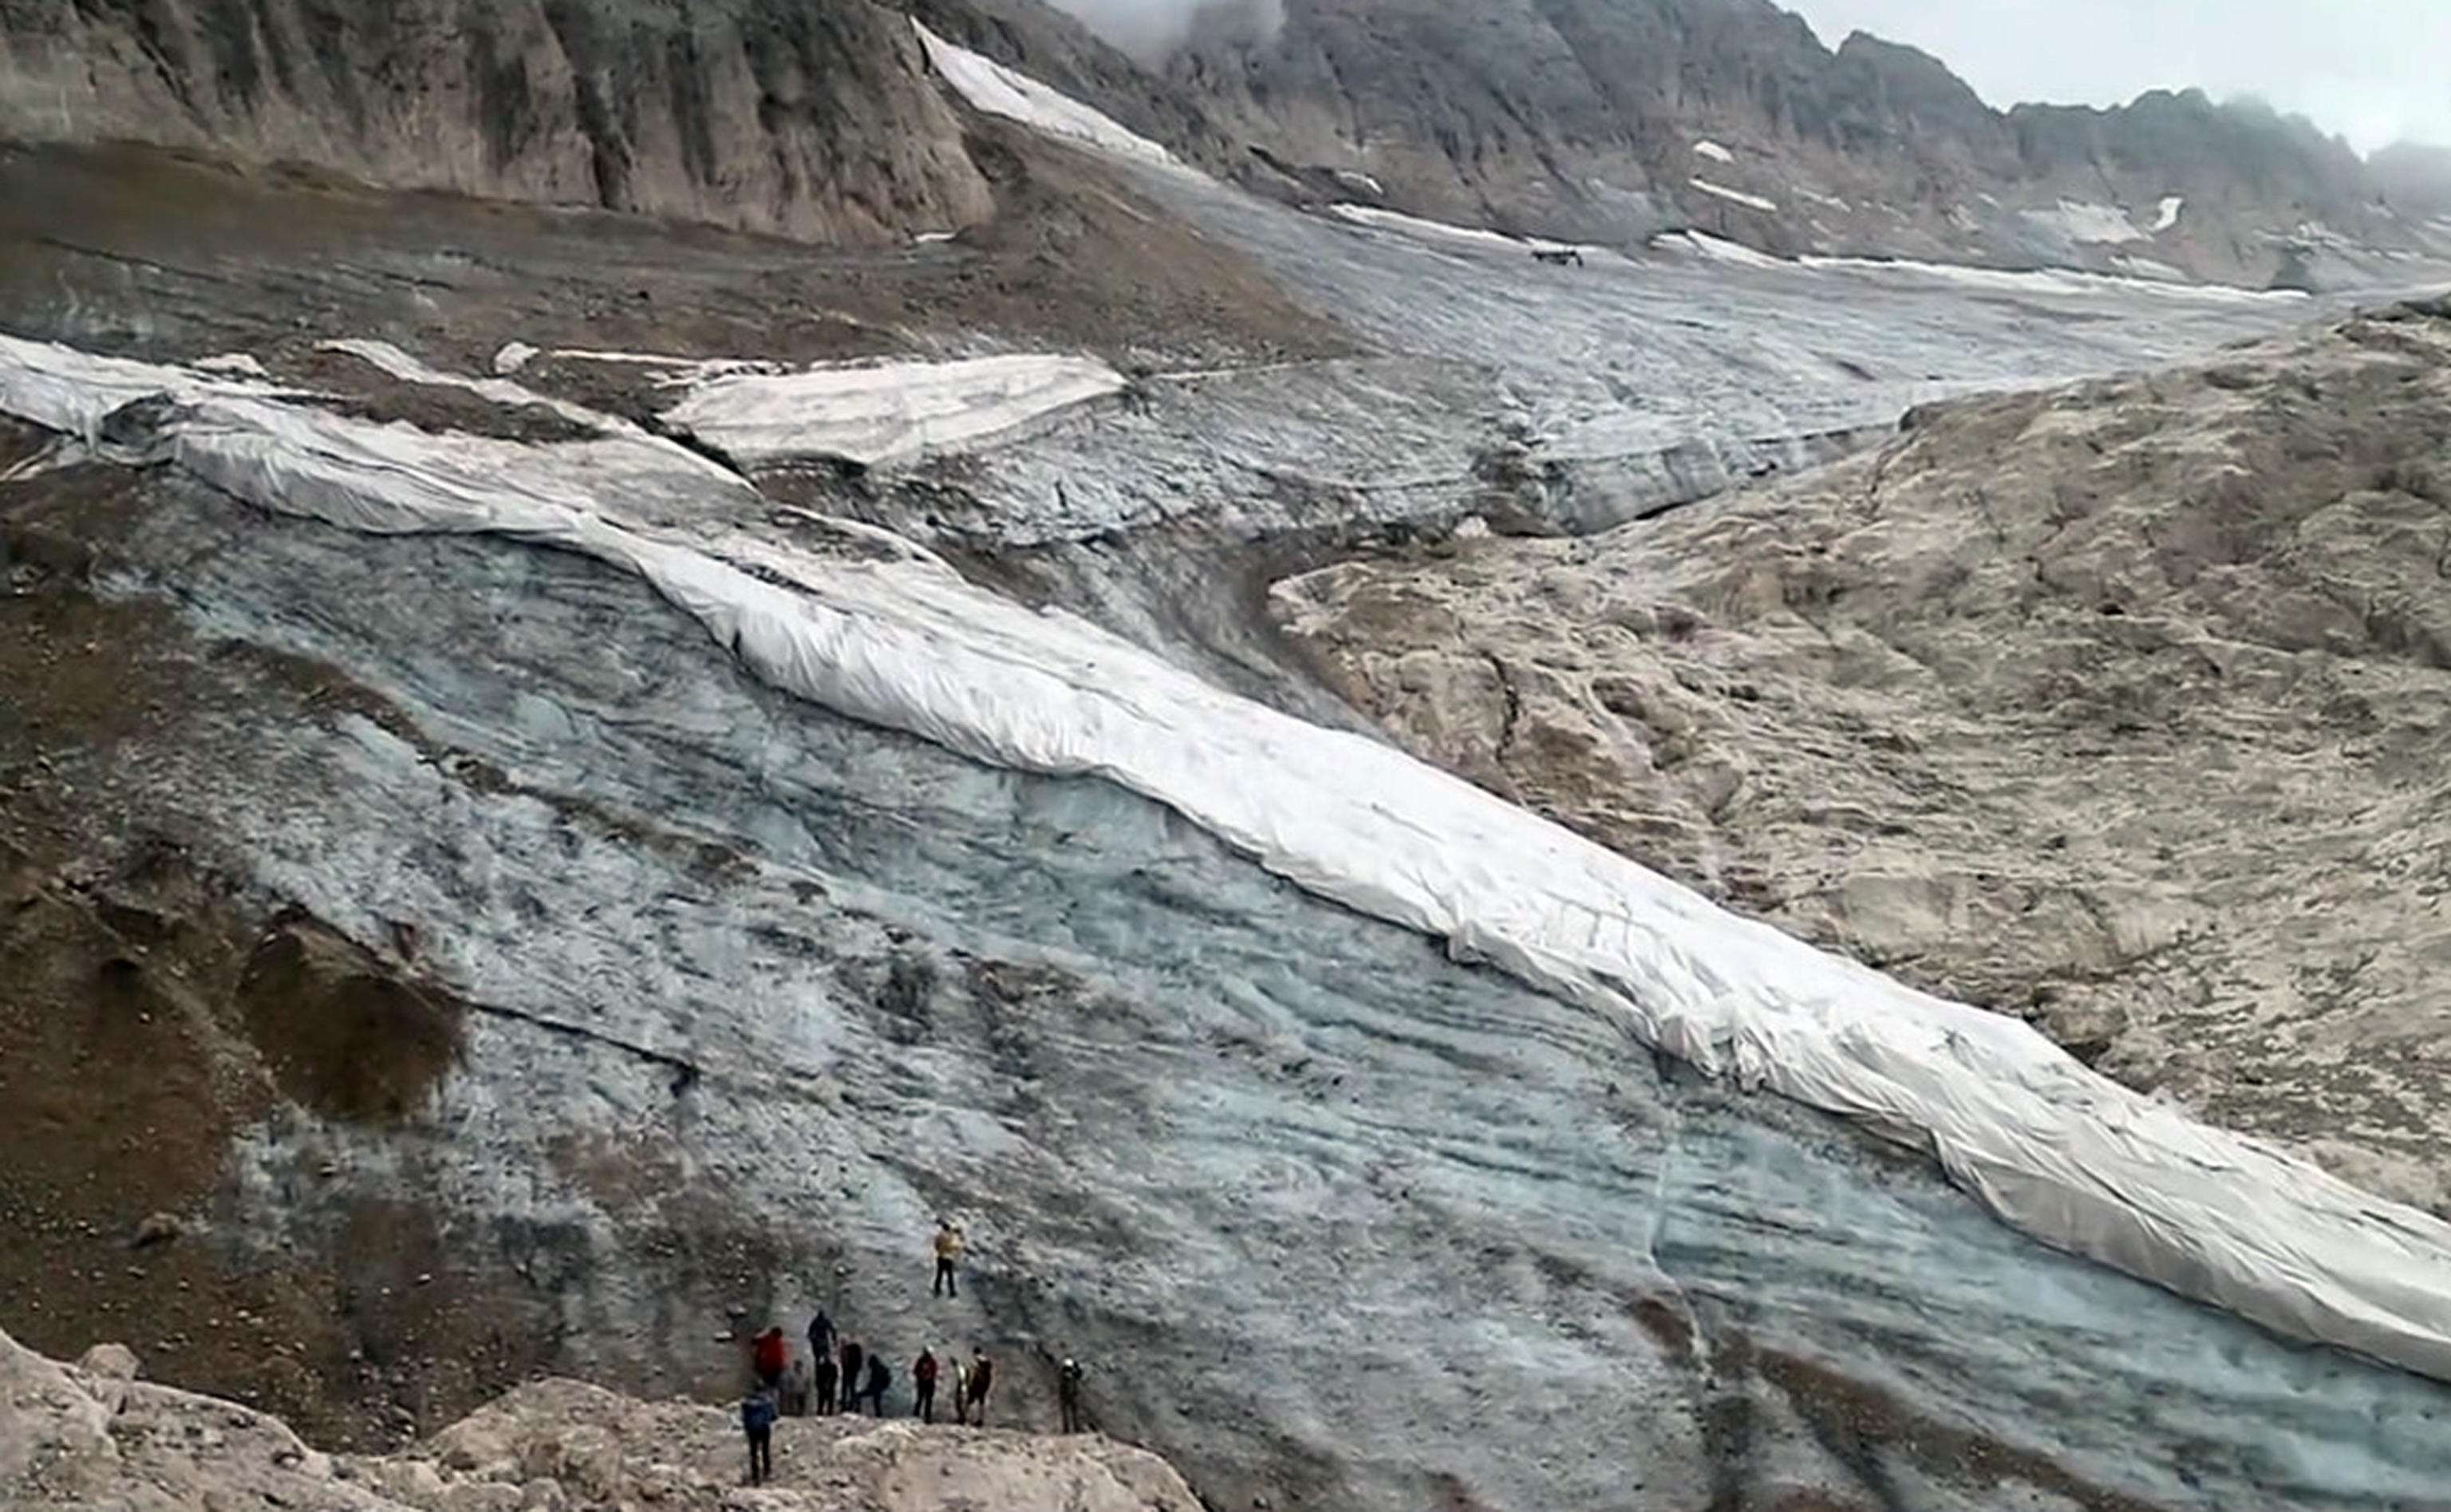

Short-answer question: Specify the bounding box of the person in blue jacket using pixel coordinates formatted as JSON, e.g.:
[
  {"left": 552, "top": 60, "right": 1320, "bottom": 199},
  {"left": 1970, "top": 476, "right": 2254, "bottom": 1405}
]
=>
[{"left": 740, "top": 1388, "right": 776, "bottom": 1485}]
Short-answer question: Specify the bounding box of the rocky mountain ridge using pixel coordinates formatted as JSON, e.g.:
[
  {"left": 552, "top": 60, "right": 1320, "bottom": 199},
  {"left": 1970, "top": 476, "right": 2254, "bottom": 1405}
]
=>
[
  {"left": 1164, "top": 0, "right": 2445, "bottom": 287},
  {"left": 3, "top": 0, "right": 2443, "bottom": 286},
  {"left": 0, "top": 0, "right": 998, "bottom": 243}
]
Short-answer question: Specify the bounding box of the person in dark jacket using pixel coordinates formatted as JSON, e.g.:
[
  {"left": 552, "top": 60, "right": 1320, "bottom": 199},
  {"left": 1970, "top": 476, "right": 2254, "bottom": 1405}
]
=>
[
  {"left": 913, "top": 1348, "right": 940, "bottom": 1423},
  {"left": 964, "top": 1348, "right": 994, "bottom": 1427},
  {"left": 813, "top": 1351, "right": 839, "bottom": 1415},
  {"left": 838, "top": 1340, "right": 865, "bottom": 1415},
  {"left": 740, "top": 1389, "right": 776, "bottom": 1485},
  {"left": 807, "top": 1309, "right": 836, "bottom": 1365},
  {"left": 862, "top": 1353, "right": 891, "bottom": 1415},
  {"left": 1057, "top": 1356, "right": 1086, "bottom": 1433}
]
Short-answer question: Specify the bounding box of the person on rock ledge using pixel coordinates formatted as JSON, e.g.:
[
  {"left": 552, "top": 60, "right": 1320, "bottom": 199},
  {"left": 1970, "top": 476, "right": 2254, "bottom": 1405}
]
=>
[
  {"left": 862, "top": 1352, "right": 891, "bottom": 1415},
  {"left": 964, "top": 1347, "right": 994, "bottom": 1427},
  {"left": 1058, "top": 1356, "right": 1086, "bottom": 1433},
  {"left": 750, "top": 1325, "right": 787, "bottom": 1391},
  {"left": 813, "top": 1347, "right": 839, "bottom": 1416},
  {"left": 914, "top": 1347, "right": 941, "bottom": 1423},
  {"left": 933, "top": 1218, "right": 965, "bottom": 1297},
  {"left": 838, "top": 1339, "right": 865, "bottom": 1415},
  {"left": 740, "top": 1387, "right": 776, "bottom": 1485},
  {"left": 807, "top": 1308, "right": 836, "bottom": 1368}
]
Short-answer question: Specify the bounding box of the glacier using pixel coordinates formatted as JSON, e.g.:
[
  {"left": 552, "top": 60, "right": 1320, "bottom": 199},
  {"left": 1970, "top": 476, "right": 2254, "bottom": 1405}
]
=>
[
  {"left": 10, "top": 321, "right": 2451, "bottom": 1510},
  {"left": 7, "top": 36, "right": 2449, "bottom": 1505}
]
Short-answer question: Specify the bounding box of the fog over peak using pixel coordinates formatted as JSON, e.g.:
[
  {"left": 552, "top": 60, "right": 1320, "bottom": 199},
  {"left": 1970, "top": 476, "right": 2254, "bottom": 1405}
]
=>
[
  {"left": 1044, "top": 0, "right": 1283, "bottom": 63},
  {"left": 1783, "top": 0, "right": 2451, "bottom": 152}
]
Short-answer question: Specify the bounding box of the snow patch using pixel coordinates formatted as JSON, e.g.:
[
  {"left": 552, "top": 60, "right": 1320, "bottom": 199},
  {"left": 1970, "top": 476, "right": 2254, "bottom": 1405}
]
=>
[
  {"left": 195, "top": 353, "right": 270, "bottom": 378},
  {"left": 2153, "top": 195, "right": 2186, "bottom": 234},
  {"left": 914, "top": 22, "right": 1177, "bottom": 167},
  {"left": 1332, "top": 169, "right": 1386, "bottom": 197},
  {"left": 914, "top": 231, "right": 959, "bottom": 246},
  {"left": 1648, "top": 232, "right": 2302, "bottom": 306},
  {"left": 2026, "top": 199, "right": 2145, "bottom": 246},
  {"left": 6, "top": 330, "right": 2451, "bottom": 1390},
  {"left": 1691, "top": 178, "right": 1779, "bottom": 214},
  {"left": 491, "top": 342, "right": 539, "bottom": 376},
  {"left": 1325, "top": 204, "right": 1593, "bottom": 259},
  {"left": 1657, "top": 230, "right": 1785, "bottom": 270},
  {"left": 1694, "top": 141, "right": 1735, "bottom": 164},
  {"left": 659, "top": 354, "right": 1129, "bottom": 469}
]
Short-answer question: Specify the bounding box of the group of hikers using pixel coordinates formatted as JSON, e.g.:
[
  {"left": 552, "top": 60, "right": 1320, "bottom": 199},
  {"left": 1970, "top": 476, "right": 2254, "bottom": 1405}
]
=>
[{"left": 736, "top": 1219, "right": 1091, "bottom": 1485}]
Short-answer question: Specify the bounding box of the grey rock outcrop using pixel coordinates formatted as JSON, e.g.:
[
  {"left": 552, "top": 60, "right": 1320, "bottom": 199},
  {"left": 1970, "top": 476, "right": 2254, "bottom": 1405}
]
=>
[
  {"left": 1, "top": 1324, "right": 1200, "bottom": 1511},
  {"left": 1273, "top": 295, "right": 2451, "bottom": 1214},
  {"left": 0, "top": 0, "right": 994, "bottom": 241}
]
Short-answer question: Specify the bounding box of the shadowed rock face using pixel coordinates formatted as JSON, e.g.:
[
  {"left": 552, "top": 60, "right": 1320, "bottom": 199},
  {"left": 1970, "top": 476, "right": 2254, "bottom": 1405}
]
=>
[
  {"left": 0, "top": 0, "right": 994, "bottom": 241},
  {"left": 1162, "top": 0, "right": 2435, "bottom": 286},
  {"left": 1273, "top": 296, "right": 2451, "bottom": 1217}
]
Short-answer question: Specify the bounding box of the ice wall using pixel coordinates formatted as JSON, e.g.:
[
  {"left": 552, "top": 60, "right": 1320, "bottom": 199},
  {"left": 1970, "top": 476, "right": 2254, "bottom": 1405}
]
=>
[{"left": 8, "top": 330, "right": 2451, "bottom": 1397}]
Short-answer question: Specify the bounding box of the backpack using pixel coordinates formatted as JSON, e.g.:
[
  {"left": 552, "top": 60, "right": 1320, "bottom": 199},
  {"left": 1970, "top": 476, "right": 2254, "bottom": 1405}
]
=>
[{"left": 742, "top": 1394, "right": 776, "bottom": 1431}]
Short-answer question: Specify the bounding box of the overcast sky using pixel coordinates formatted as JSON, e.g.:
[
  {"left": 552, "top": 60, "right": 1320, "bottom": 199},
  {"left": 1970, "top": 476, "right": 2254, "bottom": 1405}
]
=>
[{"left": 1781, "top": 0, "right": 2451, "bottom": 151}]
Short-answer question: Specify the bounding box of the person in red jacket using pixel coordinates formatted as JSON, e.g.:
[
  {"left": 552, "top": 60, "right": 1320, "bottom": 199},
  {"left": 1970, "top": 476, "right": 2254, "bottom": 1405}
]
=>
[
  {"left": 912, "top": 1348, "right": 940, "bottom": 1423},
  {"left": 751, "top": 1326, "right": 787, "bottom": 1390}
]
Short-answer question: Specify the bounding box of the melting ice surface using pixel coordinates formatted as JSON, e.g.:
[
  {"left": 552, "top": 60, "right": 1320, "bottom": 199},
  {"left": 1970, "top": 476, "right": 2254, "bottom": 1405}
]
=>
[
  {"left": 9, "top": 329, "right": 2451, "bottom": 1377},
  {"left": 9, "top": 326, "right": 2451, "bottom": 1504}
]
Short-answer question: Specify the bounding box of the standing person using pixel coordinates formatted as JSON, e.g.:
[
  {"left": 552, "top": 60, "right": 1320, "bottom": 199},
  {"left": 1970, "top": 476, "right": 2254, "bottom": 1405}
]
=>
[
  {"left": 807, "top": 1309, "right": 836, "bottom": 1368},
  {"left": 950, "top": 1355, "right": 971, "bottom": 1425},
  {"left": 813, "top": 1349, "right": 839, "bottom": 1416},
  {"left": 740, "top": 1388, "right": 776, "bottom": 1486},
  {"left": 912, "top": 1348, "right": 940, "bottom": 1423},
  {"left": 838, "top": 1340, "right": 865, "bottom": 1415},
  {"left": 782, "top": 1356, "right": 810, "bottom": 1417},
  {"left": 1057, "top": 1357, "right": 1086, "bottom": 1433},
  {"left": 862, "top": 1352, "right": 891, "bottom": 1415},
  {"left": 932, "top": 1219, "right": 965, "bottom": 1298},
  {"left": 964, "top": 1348, "right": 993, "bottom": 1427},
  {"left": 752, "top": 1326, "right": 787, "bottom": 1390}
]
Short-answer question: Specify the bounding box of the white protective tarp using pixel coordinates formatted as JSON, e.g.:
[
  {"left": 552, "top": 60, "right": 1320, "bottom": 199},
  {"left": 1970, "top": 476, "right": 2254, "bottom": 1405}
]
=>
[
  {"left": 657, "top": 353, "right": 1128, "bottom": 469},
  {"left": 9, "top": 330, "right": 2451, "bottom": 1384}
]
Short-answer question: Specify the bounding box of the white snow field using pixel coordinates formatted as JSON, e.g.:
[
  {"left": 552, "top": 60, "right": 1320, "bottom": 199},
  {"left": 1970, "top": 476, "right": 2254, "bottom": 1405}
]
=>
[
  {"left": 2026, "top": 198, "right": 2148, "bottom": 245},
  {"left": 1694, "top": 140, "right": 1735, "bottom": 164},
  {"left": 914, "top": 21, "right": 1177, "bottom": 166},
  {"left": 1325, "top": 203, "right": 1593, "bottom": 259},
  {"left": 1691, "top": 176, "right": 1779, "bottom": 212},
  {"left": 657, "top": 354, "right": 1129, "bottom": 468},
  {"left": 2157, "top": 194, "right": 2189, "bottom": 232},
  {"left": 9, "top": 329, "right": 2451, "bottom": 1393}
]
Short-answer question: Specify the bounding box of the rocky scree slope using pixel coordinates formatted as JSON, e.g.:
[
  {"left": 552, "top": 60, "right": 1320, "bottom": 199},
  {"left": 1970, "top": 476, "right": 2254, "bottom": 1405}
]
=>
[
  {"left": 1273, "top": 294, "right": 2451, "bottom": 1215},
  {"left": 0, "top": 0, "right": 1001, "bottom": 242},
  {"left": 1, "top": 1326, "right": 1199, "bottom": 1512},
  {"left": 1163, "top": 0, "right": 2432, "bottom": 286}
]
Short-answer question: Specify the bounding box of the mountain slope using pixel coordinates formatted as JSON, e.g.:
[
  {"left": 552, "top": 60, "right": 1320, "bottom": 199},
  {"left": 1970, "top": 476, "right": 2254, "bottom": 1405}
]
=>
[
  {"left": 0, "top": 0, "right": 994, "bottom": 241},
  {"left": 1169, "top": 0, "right": 2432, "bottom": 286}
]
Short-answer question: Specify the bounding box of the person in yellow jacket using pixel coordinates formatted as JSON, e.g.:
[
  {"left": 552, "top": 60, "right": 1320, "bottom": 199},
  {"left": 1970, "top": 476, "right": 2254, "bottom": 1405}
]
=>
[{"left": 932, "top": 1218, "right": 965, "bottom": 1298}]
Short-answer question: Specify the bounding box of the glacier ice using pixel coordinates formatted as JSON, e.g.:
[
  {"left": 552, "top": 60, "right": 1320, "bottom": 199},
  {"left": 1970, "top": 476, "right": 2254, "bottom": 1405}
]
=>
[{"left": 9, "top": 329, "right": 2451, "bottom": 1400}]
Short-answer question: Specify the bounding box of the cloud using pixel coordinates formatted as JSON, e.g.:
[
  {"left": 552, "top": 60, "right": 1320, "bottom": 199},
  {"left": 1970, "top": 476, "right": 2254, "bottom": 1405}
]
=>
[
  {"left": 1044, "top": 0, "right": 1284, "bottom": 64},
  {"left": 1782, "top": 0, "right": 2451, "bottom": 150}
]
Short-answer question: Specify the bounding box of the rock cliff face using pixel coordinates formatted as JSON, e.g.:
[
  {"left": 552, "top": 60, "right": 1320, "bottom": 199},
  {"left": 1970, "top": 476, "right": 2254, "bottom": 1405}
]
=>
[
  {"left": 0, "top": 1327, "right": 1201, "bottom": 1512},
  {"left": 0, "top": 0, "right": 994, "bottom": 241},
  {"left": 1273, "top": 295, "right": 2451, "bottom": 1214},
  {"left": 1166, "top": 0, "right": 2437, "bottom": 286}
]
